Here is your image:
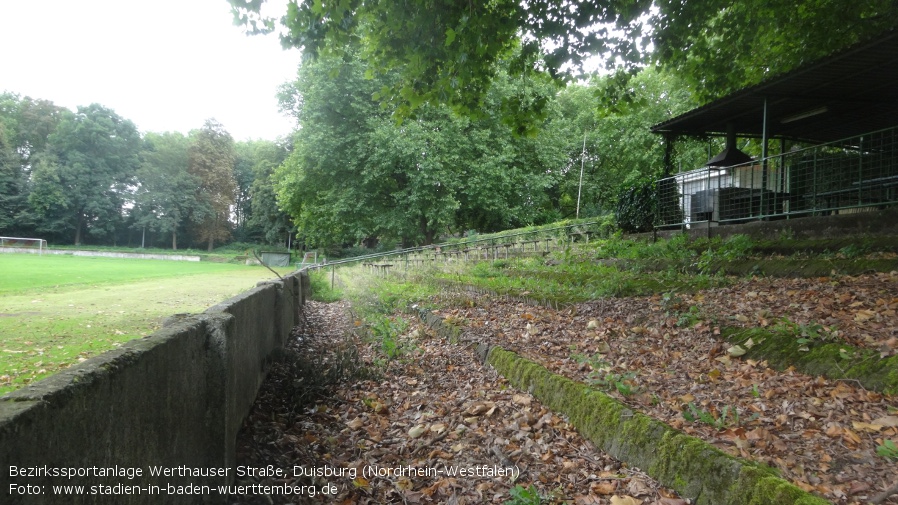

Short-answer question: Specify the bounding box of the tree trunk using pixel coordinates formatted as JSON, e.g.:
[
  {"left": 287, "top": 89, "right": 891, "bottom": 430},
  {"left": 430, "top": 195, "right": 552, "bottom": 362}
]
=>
[
  {"left": 74, "top": 214, "right": 83, "bottom": 246},
  {"left": 172, "top": 231, "right": 178, "bottom": 250},
  {"left": 207, "top": 237, "right": 214, "bottom": 252},
  {"left": 419, "top": 215, "right": 437, "bottom": 245}
]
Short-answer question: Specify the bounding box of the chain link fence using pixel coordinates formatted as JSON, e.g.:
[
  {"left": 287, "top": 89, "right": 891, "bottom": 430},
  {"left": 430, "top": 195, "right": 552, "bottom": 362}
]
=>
[{"left": 657, "top": 126, "right": 898, "bottom": 229}]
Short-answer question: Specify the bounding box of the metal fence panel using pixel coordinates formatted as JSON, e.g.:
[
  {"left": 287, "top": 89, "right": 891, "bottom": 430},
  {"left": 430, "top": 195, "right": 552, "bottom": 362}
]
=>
[{"left": 656, "top": 126, "right": 898, "bottom": 229}]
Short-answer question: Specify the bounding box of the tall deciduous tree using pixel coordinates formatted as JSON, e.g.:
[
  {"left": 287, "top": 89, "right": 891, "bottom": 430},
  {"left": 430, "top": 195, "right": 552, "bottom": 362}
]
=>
[
  {"left": 133, "top": 132, "right": 197, "bottom": 249},
  {"left": 188, "top": 119, "right": 237, "bottom": 251},
  {"left": 231, "top": 0, "right": 647, "bottom": 125},
  {"left": 0, "top": 93, "right": 70, "bottom": 237},
  {"left": 275, "top": 47, "right": 573, "bottom": 247},
  {"left": 239, "top": 140, "right": 292, "bottom": 245},
  {"left": 0, "top": 121, "right": 22, "bottom": 234},
  {"left": 28, "top": 103, "right": 140, "bottom": 245},
  {"left": 549, "top": 68, "right": 706, "bottom": 214},
  {"left": 233, "top": 139, "right": 291, "bottom": 243},
  {"left": 275, "top": 51, "right": 384, "bottom": 248}
]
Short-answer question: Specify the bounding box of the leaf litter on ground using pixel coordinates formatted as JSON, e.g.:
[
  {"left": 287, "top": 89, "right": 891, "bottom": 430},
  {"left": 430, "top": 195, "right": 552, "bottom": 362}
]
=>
[
  {"left": 232, "top": 301, "right": 682, "bottom": 504},
  {"left": 445, "top": 271, "right": 898, "bottom": 504}
]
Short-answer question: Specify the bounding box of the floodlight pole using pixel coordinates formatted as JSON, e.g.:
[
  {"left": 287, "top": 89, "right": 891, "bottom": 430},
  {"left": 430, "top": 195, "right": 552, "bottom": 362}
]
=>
[{"left": 576, "top": 132, "right": 587, "bottom": 219}]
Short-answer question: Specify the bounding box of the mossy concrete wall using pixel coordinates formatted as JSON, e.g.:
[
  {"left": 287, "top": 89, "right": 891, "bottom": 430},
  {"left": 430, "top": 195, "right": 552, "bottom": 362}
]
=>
[
  {"left": 412, "top": 305, "right": 831, "bottom": 504},
  {"left": 486, "top": 347, "right": 831, "bottom": 505},
  {"left": 723, "top": 327, "right": 898, "bottom": 394},
  {"left": 0, "top": 270, "right": 308, "bottom": 505}
]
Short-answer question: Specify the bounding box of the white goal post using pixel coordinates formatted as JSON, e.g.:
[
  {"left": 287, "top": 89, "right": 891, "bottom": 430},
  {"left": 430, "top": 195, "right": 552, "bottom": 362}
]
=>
[{"left": 0, "top": 236, "right": 49, "bottom": 255}]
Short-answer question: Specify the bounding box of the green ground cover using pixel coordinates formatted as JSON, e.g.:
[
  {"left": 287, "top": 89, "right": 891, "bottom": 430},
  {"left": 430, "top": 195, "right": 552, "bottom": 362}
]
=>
[
  {"left": 0, "top": 254, "right": 293, "bottom": 394},
  {"left": 0, "top": 254, "right": 273, "bottom": 295}
]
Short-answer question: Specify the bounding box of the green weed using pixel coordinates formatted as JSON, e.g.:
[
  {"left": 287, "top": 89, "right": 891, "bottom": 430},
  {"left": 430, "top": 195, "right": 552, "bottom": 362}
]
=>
[
  {"left": 504, "top": 484, "right": 541, "bottom": 505},
  {"left": 695, "top": 234, "right": 754, "bottom": 273},
  {"left": 676, "top": 305, "right": 704, "bottom": 328},
  {"left": 368, "top": 316, "right": 415, "bottom": 360},
  {"left": 876, "top": 439, "right": 898, "bottom": 461},
  {"left": 773, "top": 318, "right": 836, "bottom": 348},
  {"left": 682, "top": 402, "right": 757, "bottom": 430},
  {"left": 576, "top": 354, "right": 640, "bottom": 396}
]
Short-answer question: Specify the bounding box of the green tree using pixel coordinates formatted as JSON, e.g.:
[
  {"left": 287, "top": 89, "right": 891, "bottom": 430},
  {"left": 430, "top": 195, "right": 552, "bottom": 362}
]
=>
[
  {"left": 233, "top": 139, "right": 290, "bottom": 243},
  {"left": 452, "top": 66, "right": 568, "bottom": 228},
  {"left": 0, "top": 93, "right": 70, "bottom": 237},
  {"left": 541, "top": 68, "right": 709, "bottom": 220},
  {"left": 187, "top": 119, "right": 237, "bottom": 251},
  {"left": 650, "top": 0, "right": 898, "bottom": 99},
  {"left": 231, "top": 0, "right": 647, "bottom": 125},
  {"left": 28, "top": 103, "right": 140, "bottom": 245},
  {"left": 275, "top": 47, "right": 573, "bottom": 247},
  {"left": 0, "top": 121, "right": 23, "bottom": 234},
  {"left": 274, "top": 51, "right": 385, "bottom": 249},
  {"left": 233, "top": 0, "right": 897, "bottom": 118},
  {"left": 133, "top": 132, "right": 197, "bottom": 249},
  {"left": 365, "top": 109, "right": 463, "bottom": 244},
  {"left": 248, "top": 157, "right": 294, "bottom": 246}
]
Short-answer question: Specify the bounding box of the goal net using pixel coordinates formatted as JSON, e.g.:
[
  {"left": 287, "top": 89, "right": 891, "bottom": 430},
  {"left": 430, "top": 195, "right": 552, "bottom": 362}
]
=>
[{"left": 0, "top": 236, "right": 49, "bottom": 255}]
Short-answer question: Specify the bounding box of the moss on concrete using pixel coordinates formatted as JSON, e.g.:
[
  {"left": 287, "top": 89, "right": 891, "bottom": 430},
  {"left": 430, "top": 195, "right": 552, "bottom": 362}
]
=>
[
  {"left": 722, "top": 327, "right": 898, "bottom": 394},
  {"left": 487, "top": 346, "right": 831, "bottom": 505},
  {"left": 620, "top": 257, "right": 898, "bottom": 278},
  {"left": 705, "top": 257, "right": 898, "bottom": 277}
]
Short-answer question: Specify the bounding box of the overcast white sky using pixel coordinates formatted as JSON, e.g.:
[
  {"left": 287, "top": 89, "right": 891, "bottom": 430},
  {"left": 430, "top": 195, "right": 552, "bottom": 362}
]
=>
[{"left": 0, "top": 0, "right": 302, "bottom": 141}]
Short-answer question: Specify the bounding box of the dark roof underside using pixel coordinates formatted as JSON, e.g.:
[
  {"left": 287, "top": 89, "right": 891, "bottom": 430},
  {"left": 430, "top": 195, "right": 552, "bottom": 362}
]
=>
[{"left": 651, "top": 31, "right": 898, "bottom": 144}]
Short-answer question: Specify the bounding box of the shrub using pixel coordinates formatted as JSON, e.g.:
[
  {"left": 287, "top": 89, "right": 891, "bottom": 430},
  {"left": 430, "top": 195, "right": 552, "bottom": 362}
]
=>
[{"left": 615, "top": 178, "right": 656, "bottom": 233}]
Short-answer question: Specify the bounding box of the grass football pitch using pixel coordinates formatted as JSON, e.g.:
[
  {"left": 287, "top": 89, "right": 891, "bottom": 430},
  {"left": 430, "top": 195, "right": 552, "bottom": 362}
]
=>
[{"left": 0, "top": 254, "right": 293, "bottom": 395}]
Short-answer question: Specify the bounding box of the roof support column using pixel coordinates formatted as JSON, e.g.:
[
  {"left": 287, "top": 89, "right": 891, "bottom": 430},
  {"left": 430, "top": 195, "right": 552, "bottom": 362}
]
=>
[{"left": 761, "top": 96, "right": 769, "bottom": 215}]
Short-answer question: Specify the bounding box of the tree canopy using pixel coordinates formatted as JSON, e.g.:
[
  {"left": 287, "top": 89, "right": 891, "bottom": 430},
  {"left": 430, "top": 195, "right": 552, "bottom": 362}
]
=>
[
  {"left": 272, "top": 45, "right": 701, "bottom": 248},
  {"left": 28, "top": 104, "right": 140, "bottom": 245},
  {"left": 231, "top": 0, "right": 898, "bottom": 120},
  {"left": 187, "top": 119, "right": 238, "bottom": 251}
]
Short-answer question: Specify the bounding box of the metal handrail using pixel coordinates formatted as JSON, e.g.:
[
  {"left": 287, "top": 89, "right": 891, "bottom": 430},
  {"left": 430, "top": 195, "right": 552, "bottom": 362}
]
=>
[{"left": 303, "top": 220, "right": 603, "bottom": 271}]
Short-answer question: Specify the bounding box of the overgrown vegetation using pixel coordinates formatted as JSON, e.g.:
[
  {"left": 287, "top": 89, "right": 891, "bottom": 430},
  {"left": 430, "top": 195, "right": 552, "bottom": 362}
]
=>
[
  {"left": 306, "top": 221, "right": 898, "bottom": 503},
  {"left": 434, "top": 240, "right": 730, "bottom": 305},
  {"left": 331, "top": 265, "right": 442, "bottom": 365},
  {"left": 573, "top": 353, "right": 640, "bottom": 397},
  {"left": 308, "top": 269, "right": 343, "bottom": 303}
]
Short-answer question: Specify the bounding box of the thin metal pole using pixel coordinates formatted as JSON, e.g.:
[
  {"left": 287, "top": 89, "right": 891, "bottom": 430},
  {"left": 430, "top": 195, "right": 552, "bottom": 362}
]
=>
[{"left": 576, "top": 132, "right": 587, "bottom": 219}]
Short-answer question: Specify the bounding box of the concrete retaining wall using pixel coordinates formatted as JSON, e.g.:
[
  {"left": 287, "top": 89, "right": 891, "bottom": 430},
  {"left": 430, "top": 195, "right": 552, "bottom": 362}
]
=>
[{"left": 0, "top": 270, "right": 308, "bottom": 504}]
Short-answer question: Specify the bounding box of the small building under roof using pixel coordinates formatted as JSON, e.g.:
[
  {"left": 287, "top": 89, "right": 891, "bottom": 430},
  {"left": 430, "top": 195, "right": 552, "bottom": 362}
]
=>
[{"left": 652, "top": 30, "right": 898, "bottom": 229}]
